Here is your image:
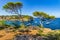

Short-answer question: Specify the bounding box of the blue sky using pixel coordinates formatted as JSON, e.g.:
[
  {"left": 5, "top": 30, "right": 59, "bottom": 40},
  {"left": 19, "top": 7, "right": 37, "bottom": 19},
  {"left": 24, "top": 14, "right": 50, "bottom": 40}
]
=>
[{"left": 0, "top": 0, "right": 60, "bottom": 17}]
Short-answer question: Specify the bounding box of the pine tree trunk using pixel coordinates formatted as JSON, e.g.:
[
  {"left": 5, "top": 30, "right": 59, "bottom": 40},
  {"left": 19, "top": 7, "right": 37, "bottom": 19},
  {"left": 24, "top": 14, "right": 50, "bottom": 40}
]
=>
[
  {"left": 40, "top": 20, "right": 44, "bottom": 28},
  {"left": 19, "top": 9, "right": 24, "bottom": 22},
  {"left": 39, "top": 16, "right": 44, "bottom": 28}
]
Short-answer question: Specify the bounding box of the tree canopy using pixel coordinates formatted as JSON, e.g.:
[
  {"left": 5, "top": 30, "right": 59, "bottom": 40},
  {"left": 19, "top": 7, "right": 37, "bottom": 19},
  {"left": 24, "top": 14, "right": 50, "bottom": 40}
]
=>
[
  {"left": 33, "top": 11, "right": 55, "bottom": 19},
  {"left": 33, "top": 11, "right": 55, "bottom": 27},
  {"left": 3, "top": 2, "right": 23, "bottom": 15}
]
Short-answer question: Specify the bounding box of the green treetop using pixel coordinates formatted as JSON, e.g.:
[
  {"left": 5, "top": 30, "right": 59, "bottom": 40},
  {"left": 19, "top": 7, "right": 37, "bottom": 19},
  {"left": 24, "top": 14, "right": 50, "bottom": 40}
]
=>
[{"left": 33, "top": 11, "right": 55, "bottom": 27}]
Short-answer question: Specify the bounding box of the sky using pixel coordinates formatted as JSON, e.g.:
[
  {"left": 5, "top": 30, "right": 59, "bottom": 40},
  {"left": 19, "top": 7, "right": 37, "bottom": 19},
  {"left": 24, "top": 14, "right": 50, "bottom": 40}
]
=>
[{"left": 0, "top": 0, "right": 60, "bottom": 17}]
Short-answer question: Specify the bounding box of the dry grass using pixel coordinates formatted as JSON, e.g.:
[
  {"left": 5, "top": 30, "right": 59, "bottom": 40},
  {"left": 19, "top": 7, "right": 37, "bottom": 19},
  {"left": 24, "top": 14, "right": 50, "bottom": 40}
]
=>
[
  {"left": 42, "top": 28, "right": 52, "bottom": 34},
  {"left": 0, "top": 28, "right": 54, "bottom": 40}
]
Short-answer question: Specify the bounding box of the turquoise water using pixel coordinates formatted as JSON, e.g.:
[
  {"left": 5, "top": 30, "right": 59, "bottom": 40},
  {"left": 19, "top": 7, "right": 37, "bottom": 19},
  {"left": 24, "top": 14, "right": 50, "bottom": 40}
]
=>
[{"left": 5, "top": 18, "right": 60, "bottom": 30}]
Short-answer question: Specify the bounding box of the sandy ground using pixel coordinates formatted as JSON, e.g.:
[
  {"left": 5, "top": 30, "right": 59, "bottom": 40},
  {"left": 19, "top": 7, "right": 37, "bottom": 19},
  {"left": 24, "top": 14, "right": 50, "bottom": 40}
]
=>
[
  {"left": 0, "top": 30, "right": 16, "bottom": 40},
  {"left": 0, "top": 28, "right": 52, "bottom": 40}
]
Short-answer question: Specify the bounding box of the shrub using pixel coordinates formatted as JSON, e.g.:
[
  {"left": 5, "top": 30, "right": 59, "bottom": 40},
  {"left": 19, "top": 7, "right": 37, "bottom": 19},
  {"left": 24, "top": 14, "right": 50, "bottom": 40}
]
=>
[{"left": 46, "top": 31, "right": 60, "bottom": 40}]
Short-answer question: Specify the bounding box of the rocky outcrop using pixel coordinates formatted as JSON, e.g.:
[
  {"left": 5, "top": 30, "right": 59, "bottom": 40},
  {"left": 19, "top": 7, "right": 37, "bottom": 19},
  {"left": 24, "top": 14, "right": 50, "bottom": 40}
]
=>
[{"left": 14, "top": 35, "right": 45, "bottom": 40}]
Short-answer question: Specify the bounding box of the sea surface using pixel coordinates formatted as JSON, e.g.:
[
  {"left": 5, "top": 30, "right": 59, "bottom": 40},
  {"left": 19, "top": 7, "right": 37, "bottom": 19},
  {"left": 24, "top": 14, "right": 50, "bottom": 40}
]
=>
[
  {"left": 34, "top": 18, "right": 60, "bottom": 30},
  {"left": 5, "top": 18, "right": 60, "bottom": 30}
]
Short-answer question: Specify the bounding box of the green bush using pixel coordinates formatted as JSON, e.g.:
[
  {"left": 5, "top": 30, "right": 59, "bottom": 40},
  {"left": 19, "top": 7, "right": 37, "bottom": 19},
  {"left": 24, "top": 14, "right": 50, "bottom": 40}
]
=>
[
  {"left": 0, "top": 20, "right": 5, "bottom": 26},
  {"left": 0, "top": 20, "right": 5, "bottom": 30},
  {"left": 46, "top": 31, "right": 60, "bottom": 40}
]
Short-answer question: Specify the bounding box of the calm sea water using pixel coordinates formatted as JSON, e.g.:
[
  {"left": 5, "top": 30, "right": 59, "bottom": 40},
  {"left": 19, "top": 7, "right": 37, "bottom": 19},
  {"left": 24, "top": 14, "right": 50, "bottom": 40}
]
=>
[
  {"left": 43, "top": 18, "right": 60, "bottom": 30},
  {"left": 5, "top": 18, "right": 60, "bottom": 30}
]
